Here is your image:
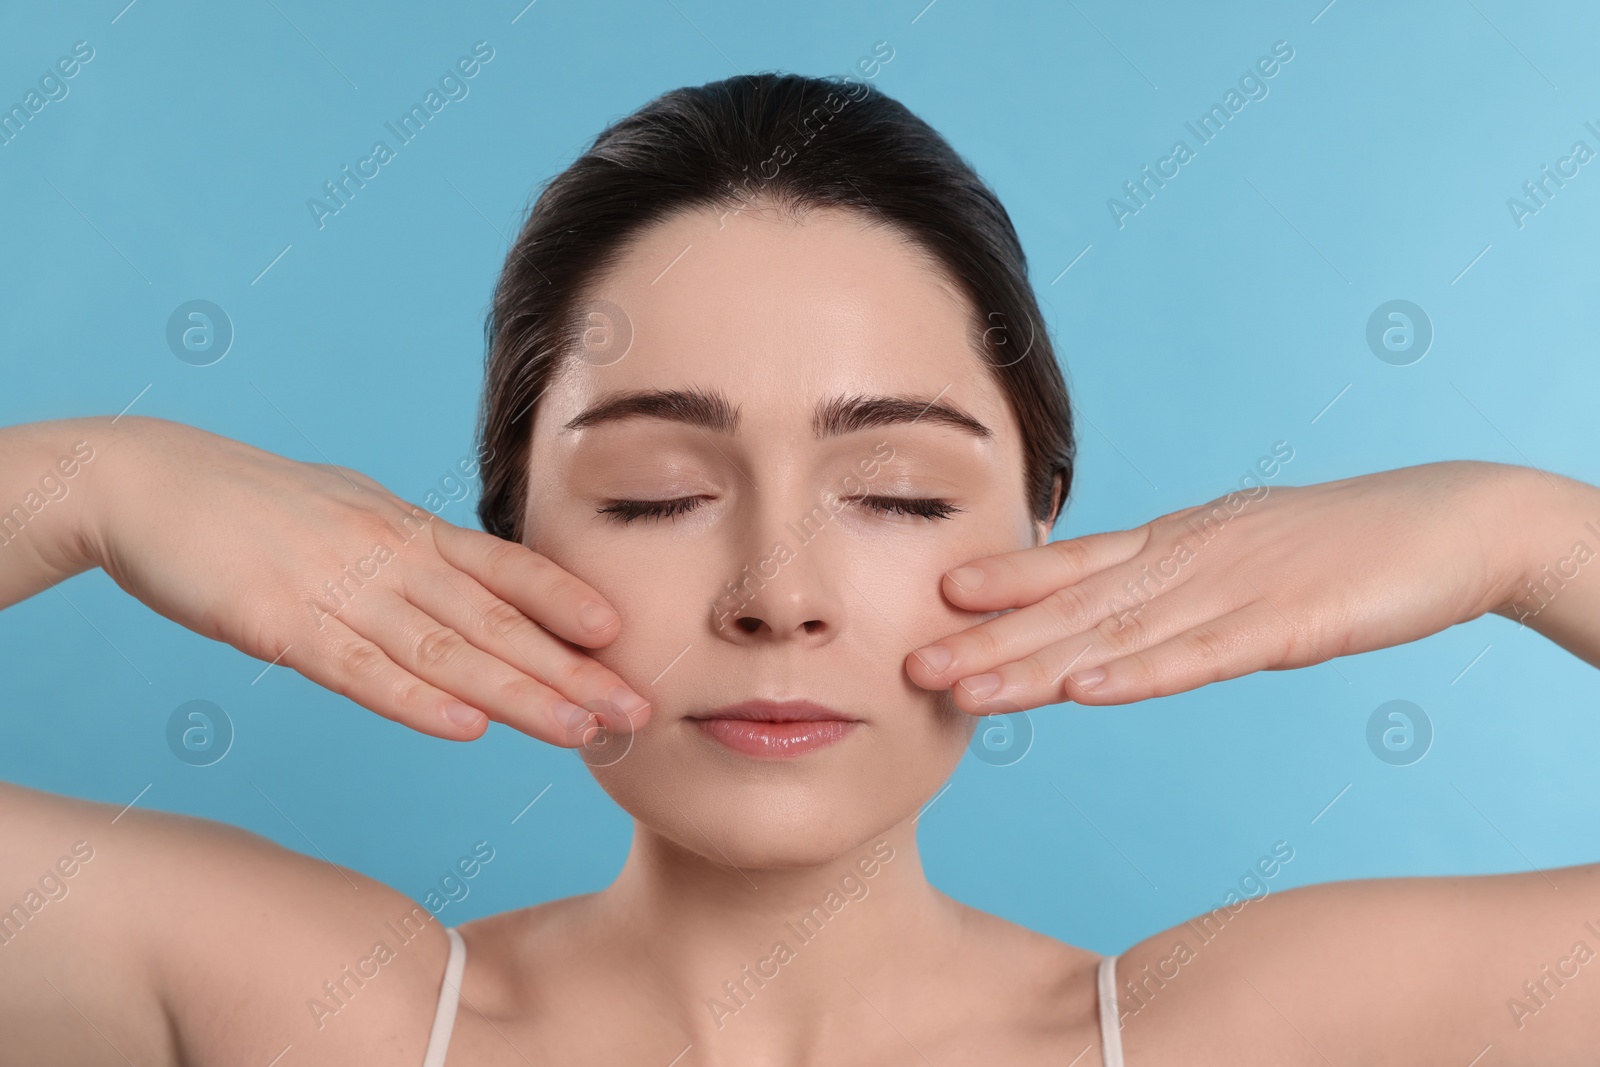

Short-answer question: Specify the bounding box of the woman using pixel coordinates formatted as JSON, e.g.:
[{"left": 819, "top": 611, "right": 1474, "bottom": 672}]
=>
[{"left": 3, "top": 72, "right": 1598, "bottom": 1065}]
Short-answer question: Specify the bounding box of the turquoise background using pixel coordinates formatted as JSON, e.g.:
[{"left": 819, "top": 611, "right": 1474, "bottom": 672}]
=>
[{"left": 2, "top": 0, "right": 1597, "bottom": 954}]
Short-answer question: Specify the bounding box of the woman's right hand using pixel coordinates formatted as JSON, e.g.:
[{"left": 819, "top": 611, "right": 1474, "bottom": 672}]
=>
[{"left": 78, "top": 415, "right": 650, "bottom": 744}]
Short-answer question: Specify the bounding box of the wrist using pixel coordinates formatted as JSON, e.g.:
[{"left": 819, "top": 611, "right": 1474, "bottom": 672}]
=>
[
  {"left": 1483, "top": 462, "right": 1599, "bottom": 623},
  {"left": 74, "top": 413, "right": 160, "bottom": 575},
  {"left": 46, "top": 416, "right": 127, "bottom": 576},
  {"left": 0, "top": 416, "right": 129, "bottom": 605},
  {"left": 69, "top": 417, "right": 116, "bottom": 575}
]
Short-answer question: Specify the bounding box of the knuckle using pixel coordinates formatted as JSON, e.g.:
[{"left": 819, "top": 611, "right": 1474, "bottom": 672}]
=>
[
  {"left": 1096, "top": 602, "right": 1149, "bottom": 652},
  {"left": 492, "top": 672, "right": 552, "bottom": 712},
  {"left": 1185, "top": 622, "right": 1234, "bottom": 667},
  {"left": 389, "top": 675, "right": 435, "bottom": 715},
  {"left": 412, "top": 626, "right": 468, "bottom": 671},
  {"left": 1048, "top": 538, "right": 1093, "bottom": 580},
  {"left": 1018, "top": 653, "right": 1057, "bottom": 691},
  {"left": 340, "top": 638, "right": 390, "bottom": 680},
  {"left": 336, "top": 466, "right": 379, "bottom": 491},
  {"left": 1038, "top": 585, "right": 1090, "bottom": 636},
  {"left": 358, "top": 516, "right": 407, "bottom": 558},
  {"left": 480, "top": 597, "right": 530, "bottom": 637},
  {"left": 483, "top": 536, "right": 526, "bottom": 574},
  {"left": 963, "top": 625, "right": 1005, "bottom": 665},
  {"left": 552, "top": 656, "right": 612, "bottom": 697}
]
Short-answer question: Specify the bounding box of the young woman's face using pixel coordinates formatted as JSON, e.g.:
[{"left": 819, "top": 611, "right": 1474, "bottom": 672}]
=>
[{"left": 523, "top": 203, "right": 1043, "bottom": 868}]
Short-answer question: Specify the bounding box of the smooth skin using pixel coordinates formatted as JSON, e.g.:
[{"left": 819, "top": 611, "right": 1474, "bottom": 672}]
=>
[{"left": 2, "top": 203, "right": 1599, "bottom": 1065}]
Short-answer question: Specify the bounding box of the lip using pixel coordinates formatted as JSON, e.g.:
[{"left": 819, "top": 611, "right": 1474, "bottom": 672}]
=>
[
  {"left": 692, "top": 700, "right": 860, "bottom": 723},
  {"left": 688, "top": 700, "right": 861, "bottom": 759}
]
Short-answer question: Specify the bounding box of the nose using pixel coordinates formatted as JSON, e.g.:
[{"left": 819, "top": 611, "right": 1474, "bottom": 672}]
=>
[
  {"left": 719, "top": 591, "right": 830, "bottom": 641},
  {"left": 710, "top": 508, "right": 844, "bottom": 646}
]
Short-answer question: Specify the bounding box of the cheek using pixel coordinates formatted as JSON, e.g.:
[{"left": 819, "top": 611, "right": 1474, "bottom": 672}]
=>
[
  {"left": 558, "top": 546, "right": 695, "bottom": 694},
  {"left": 856, "top": 525, "right": 1018, "bottom": 651},
  {"left": 522, "top": 500, "right": 693, "bottom": 673},
  {"left": 588, "top": 595, "right": 687, "bottom": 694}
]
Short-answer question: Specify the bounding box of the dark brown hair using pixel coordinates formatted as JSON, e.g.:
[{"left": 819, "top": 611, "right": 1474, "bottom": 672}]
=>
[{"left": 475, "top": 72, "right": 1074, "bottom": 542}]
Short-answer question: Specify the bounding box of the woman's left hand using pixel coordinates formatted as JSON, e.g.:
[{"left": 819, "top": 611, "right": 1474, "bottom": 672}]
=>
[{"left": 906, "top": 460, "right": 1573, "bottom": 711}]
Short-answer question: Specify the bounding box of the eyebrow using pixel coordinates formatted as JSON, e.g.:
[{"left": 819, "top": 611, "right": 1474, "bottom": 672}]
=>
[{"left": 562, "top": 387, "right": 993, "bottom": 439}]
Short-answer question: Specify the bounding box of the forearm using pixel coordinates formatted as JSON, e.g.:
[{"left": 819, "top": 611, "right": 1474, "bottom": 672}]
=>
[
  {"left": 0, "top": 415, "right": 126, "bottom": 609},
  {"left": 1491, "top": 463, "right": 1600, "bottom": 669}
]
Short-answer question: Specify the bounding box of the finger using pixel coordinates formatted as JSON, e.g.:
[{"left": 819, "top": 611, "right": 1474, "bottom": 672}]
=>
[
  {"left": 938, "top": 526, "right": 1150, "bottom": 610},
  {"left": 289, "top": 613, "right": 492, "bottom": 742},
  {"left": 967, "top": 601, "right": 1291, "bottom": 711},
  {"left": 1064, "top": 600, "right": 1297, "bottom": 705},
  {"left": 402, "top": 563, "right": 651, "bottom": 732},
  {"left": 908, "top": 547, "right": 1169, "bottom": 690},
  {"left": 431, "top": 522, "right": 623, "bottom": 649},
  {"left": 936, "top": 576, "right": 1230, "bottom": 711},
  {"left": 345, "top": 588, "right": 634, "bottom": 745}
]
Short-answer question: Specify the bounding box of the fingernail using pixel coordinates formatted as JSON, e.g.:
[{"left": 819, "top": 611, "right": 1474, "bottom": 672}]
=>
[
  {"left": 605, "top": 687, "right": 651, "bottom": 726},
  {"left": 961, "top": 673, "right": 1002, "bottom": 700},
  {"left": 578, "top": 602, "right": 617, "bottom": 632},
  {"left": 555, "top": 701, "right": 592, "bottom": 730},
  {"left": 946, "top": 567, "right": 985, "bottom": 592},
  {"left": 445, "top": 701, "right": 485, "bottom": 728},
  {"left": 916, "top": 644, "right": 952, "bottom": 674},
  {"left": 1073, "top": 667, "right": 1107, "bottom": 690}
]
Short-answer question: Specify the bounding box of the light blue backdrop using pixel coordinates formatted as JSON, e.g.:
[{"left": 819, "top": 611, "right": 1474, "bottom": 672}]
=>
[{"left": 2, "top": 0, "right": 1596, "bottom": 954}]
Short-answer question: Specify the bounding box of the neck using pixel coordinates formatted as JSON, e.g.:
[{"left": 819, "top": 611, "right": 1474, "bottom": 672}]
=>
[{"left": 588, "top": 813, "right": 962, "bottom": 1058}]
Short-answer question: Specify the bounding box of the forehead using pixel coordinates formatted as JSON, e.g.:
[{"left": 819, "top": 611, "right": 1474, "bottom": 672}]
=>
[{"left": 533, "top": 204, "right": 1013, "bottom": 438}]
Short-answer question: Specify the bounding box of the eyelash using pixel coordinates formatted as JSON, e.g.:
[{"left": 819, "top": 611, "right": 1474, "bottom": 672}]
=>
[
  {"left": 595, "top": 495, "right": 964, "bottom": 524},
  {"left": 596, "top": 497, "right": 704, "bottom": 524}
]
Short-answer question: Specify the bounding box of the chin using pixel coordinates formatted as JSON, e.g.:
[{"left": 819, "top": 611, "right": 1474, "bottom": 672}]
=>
[{"left": 585, "top": 704, "right": 973, "bottom": 870}]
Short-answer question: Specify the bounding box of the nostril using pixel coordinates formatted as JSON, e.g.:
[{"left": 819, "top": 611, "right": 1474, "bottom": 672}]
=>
[{"left": 725, "top": 616, "right": 828, "bottom": 637}]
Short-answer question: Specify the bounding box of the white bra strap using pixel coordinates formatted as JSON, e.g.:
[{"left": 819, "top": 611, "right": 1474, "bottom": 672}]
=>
[
  {"left": 421, "top": 926, "right": 467, "bottom": 1067},
  {"left": 1096, "top": 953, "right": 1124, "bottom": 1067}
]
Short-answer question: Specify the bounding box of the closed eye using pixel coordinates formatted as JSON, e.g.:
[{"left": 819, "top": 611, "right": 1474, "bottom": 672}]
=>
[
  {"left": 595, "top": 496, "right": 707, "bottom": 524},
  {"left": 595, "top": 495, "right": 962, "bottom": 524},
  {"left": 849, "top": 495, "right": 963, "bottom": 520}
]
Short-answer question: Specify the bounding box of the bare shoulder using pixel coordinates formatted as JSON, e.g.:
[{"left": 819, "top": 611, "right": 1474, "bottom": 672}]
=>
[
  {"left": 0, "top": 779, "right": 453, "bottom": 1067},
  {"left": 1111, "top": 863, "right": 1600, "bottom": 1066}
]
